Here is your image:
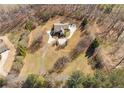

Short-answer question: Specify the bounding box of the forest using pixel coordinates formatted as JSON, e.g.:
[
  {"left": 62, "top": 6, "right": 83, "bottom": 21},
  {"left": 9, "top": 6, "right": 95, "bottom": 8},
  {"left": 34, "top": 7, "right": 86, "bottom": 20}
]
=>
[{"left": 0, "top": 5, "right": 124, "bottom": 88}]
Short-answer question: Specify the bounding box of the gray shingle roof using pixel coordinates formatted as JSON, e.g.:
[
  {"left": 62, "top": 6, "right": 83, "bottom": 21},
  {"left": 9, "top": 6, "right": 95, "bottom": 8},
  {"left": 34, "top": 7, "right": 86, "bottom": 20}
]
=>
[{"left": 53, "top": 23, "right": 69, "bottom": 32}]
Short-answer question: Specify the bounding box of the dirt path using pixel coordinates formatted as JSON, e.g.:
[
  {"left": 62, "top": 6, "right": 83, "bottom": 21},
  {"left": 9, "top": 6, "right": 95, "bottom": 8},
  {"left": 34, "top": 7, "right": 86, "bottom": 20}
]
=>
[
  {"left": 39, "top": 44, "right": 49, "bottom": 75},
  {"left": 0, "top": 50, "right": 10, "bottom": 76}
]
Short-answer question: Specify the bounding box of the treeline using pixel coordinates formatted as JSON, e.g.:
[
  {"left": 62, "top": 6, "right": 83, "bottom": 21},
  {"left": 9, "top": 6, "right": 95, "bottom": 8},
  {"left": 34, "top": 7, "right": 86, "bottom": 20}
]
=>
[
  {"left": 0, "top": 4, "right": 124, "bottom": 43},
  {"left": 1, "top": 69, "right": 124, "bottom": 88},
  {"left": 17, "top": 69, "right": 124, "bottom": 88},
  {"left": 0, "top": 4, "right": 123, "bottom": 38}
]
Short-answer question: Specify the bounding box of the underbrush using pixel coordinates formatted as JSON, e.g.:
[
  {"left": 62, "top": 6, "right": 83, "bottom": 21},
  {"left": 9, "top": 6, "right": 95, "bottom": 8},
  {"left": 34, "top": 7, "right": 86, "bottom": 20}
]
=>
[
  {"left": 13, "top": 56, "right": 24, "bottom": 73},
  {"left": 25, "top": 21, "right": 36, "bottom": 32},
  {"left": 23, "top": 74, "right": 52, "bottom": 88}
]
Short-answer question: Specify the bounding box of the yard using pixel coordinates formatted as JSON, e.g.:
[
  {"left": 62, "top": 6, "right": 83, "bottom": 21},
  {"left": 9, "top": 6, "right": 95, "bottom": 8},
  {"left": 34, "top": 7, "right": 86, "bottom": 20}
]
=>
[{"left": 18, "top": 16, "right": 94, "bottom": 79}]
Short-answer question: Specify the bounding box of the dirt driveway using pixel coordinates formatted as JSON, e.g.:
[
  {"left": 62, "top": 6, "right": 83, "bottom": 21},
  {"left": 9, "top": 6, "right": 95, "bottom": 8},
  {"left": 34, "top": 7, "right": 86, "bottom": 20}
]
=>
[{"left": 0, "top": 36, "right": 16, "bottom": 77}]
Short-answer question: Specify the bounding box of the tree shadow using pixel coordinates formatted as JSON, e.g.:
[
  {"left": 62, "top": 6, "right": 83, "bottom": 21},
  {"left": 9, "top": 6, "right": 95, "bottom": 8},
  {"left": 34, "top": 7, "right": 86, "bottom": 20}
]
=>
[{"left": 85, "top": 39, "right": 99, "bottom": 58}]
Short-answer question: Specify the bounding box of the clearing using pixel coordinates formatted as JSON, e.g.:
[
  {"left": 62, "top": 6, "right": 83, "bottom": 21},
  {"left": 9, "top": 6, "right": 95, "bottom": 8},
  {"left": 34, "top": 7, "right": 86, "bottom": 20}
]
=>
[{"left": 19, "top": 16, "right": 94, "bottom": 80}]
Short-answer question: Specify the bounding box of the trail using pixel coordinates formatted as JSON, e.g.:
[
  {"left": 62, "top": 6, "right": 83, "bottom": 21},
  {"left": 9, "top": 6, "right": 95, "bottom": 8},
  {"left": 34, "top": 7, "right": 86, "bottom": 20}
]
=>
[{"left": 39, "top": 44, "right": 49, "bottom": 75}]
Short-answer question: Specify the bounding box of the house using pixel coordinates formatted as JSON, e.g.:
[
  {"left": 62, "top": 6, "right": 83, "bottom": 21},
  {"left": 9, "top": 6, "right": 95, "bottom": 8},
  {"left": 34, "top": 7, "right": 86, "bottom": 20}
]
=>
[
  {"left": 50, "top": 23, "right": 69, "bottom": 38},
  {"left": 48, "top": 22, "right": 77, "bottom": 47}
]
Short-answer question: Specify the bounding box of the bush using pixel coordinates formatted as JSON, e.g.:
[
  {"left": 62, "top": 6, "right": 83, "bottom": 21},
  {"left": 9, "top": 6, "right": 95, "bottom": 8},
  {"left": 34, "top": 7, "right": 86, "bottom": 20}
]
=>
[
  {"left": 17, "top": 45, "right": 27, "bottom": 57},
  {"left": 23, "top": 74, "right": 47, "bottom": 88},
  {"left": 25, "top": 21, "right": 36, "bottom": 32},
  {"left": 13, "top": 56, "right": 24, "bottom": 73},
  {"left": 80, "top": 18, "right": 88, "bottom": 30},
  {"left": 0, "top": 78, "right": 6, "bottom": 87},
  {"left": 40, "top": 12, "right": 51, "bottom": 22},
  {"left": 104, "top": 5, "right": 114, "bottom": 14},
  {"left": 66, "top": 71, "right": 85, "bottom": 88},
  {"left": 66, "top": 71, "right": 100, "bottom": 88},
  {"left": 18, "top": 31, "right": 29, "bottom": 49}
]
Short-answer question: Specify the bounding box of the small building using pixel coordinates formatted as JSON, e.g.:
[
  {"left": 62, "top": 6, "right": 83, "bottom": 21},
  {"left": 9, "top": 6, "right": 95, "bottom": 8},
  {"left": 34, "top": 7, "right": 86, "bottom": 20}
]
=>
[
  {"left": 50, "top": 23, "right": 69, "bottom": 38},
  {"left": 48, "top": 22, "right": 76, "bottom": 47}
]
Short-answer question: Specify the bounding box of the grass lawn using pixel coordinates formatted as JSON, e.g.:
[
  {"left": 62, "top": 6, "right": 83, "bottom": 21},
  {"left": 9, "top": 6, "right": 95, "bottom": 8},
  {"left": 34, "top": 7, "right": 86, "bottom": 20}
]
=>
[
  {"left": 60, "top": 53, "right": 94, "bottom": 76},
  {"left": 19, "top": 50, "right": 42, "bottom": 78}
]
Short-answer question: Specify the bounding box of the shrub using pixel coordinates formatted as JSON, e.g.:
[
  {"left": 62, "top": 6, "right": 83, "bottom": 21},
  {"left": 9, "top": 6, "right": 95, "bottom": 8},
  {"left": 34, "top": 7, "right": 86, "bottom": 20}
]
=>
[
  {"left": 13, "top": 56, "right": 24, "bottom": 73},
  {"left": 104, "top": 5, "right": 114, "bottom": 14},
  {"left": 18, "top": 31, "right": 29, "bottom": 49},
  {"left": 40, "top": 12, "right": 50, "bottom": 22},
  {"left": 17, "top": 45, "right": 27, "bottom": 57},
  {"left": 66, "top": 71, "right": 100, "bottom": 88},
  {"left": 53, "top": 56, "right": 69, "bottom": 73},
  {"left": 23, "top": 74, "right": 47, "bottom": 88},
  {"left": 66, "top": 71, "right": 85, "bottom": 88},
  {"left": 80, "top": 18, "right": 88, "bottom": 30},
  {"left": 0, "top": 78, "right": 6, "bottom": 87},
  {"left": 25, "top": 21, "right": 36, "bottom": 32}
]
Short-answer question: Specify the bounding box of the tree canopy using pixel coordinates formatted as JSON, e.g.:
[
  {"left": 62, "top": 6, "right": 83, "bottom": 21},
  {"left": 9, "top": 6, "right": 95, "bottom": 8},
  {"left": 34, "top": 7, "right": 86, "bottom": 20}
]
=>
[{"left": 66, "top": 69, "right": 124, "bottom": 88}]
